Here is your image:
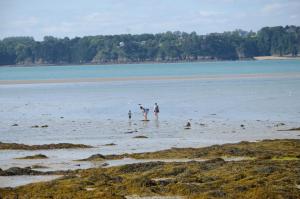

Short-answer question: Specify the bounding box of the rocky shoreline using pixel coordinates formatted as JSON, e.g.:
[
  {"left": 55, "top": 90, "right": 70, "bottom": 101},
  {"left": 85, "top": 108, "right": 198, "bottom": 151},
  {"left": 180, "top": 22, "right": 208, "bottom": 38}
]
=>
[
  {"left": 76, "top": 139, "right": 300, "bottom": 161},
  {"left": 0, "top": 139, "right": 299, "bottom": 198},
  {"left": 0, "top": 142, "right": 92, "bottom": 150}
]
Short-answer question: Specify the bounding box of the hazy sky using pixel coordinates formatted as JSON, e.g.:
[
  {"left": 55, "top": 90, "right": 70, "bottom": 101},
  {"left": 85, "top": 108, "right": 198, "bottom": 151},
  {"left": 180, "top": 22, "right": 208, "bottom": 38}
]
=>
[{"left": 0, "top": 0, "right": 300, "bottom": 40}]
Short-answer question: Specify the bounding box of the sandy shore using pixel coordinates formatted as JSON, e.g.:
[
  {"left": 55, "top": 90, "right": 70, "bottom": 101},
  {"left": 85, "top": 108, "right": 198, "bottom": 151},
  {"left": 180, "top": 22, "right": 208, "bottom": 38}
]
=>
[
  {"left": 1, "top": 73, "right": 300, "bottom": 85},
  {"left": 254, "top": 56, "right": 300, "bottom": 60}
]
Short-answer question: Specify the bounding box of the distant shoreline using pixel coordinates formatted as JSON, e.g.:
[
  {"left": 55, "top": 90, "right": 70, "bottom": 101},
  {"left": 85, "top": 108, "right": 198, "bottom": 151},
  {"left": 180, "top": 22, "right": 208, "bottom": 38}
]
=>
[
  {"left": 254, "top": 56, "right": 300, "bottom": 60},
  {"left": 1, "top": 57, "right": 299, "bottom": 68},
  {"left": 1, "top": 72, "right": 300, "bottom": 85}
]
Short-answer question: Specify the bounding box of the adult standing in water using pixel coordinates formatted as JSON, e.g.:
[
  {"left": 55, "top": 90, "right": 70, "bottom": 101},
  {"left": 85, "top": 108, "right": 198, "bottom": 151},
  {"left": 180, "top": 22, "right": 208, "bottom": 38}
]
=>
[
  {"left": 154, "top": 103, "right": 160, "bottom": 119},
  {"left": 139, "top": 105, "right": 149, "bottom": 121}
]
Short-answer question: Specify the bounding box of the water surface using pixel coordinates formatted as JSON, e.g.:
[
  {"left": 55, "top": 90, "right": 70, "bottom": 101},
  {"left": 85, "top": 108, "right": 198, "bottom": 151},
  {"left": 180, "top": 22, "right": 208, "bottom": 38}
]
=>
[{"left": 0, "top": 60, "right": 300, "bottom": 186}]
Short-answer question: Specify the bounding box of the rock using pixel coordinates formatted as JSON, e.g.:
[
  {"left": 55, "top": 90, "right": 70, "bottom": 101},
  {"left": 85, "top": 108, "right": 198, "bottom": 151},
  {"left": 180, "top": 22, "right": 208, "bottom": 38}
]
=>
[
  {"left": 209, "top": 190, "right": 226, "bottom": 197},
  {"left": 205, "top": 158, "right": 225, "bottom": 164},
  {"left": 133, "top": 135, "right": 148, "bottom": 139},
  {"left": 125, "top": 130, "right": 138, "bottom": 134},
  {"left": 153, "top": 177, "right": 174, "bottom": 186},
  {"left": 101, "top": 163, "right": 109, "bottom": 167},
  {"left": 88, "top": 154, "right": 106, "bottom": 159},
  {"left": 287, "top": 127, "right": 300, "bottom": 131},
  {"left": 275, "top": 123, "right": 285, "bottom": 127},
  {"left": 185, "top": 122, "right": 191, "bottom": 128},
  {"left": 255, "top": 166, "right": 279, "bottom": 174},
  {"left": 236, "top": 185, "right": 249, "bottom": 192},
  {"left": 0, "top": 167, "right": 43, "bottom": 176},
  {"left": 240, "top": 124, "right": 245, "bottom": 128},
  {"left": 0, "top": 142, "right": 92, "bottom": 150},
  {"left": 79, "top": 154, "right": 106, "bottom": 161},
  {"left": 16, "top": 154, "right": 48, "bottom": 159},
  {"left": 257, "top": 155, "right": 272, "bottom": 160},
  {"left": 31, "top": 165, "right": 49, "bottom": 169},
  {"left": 104, "top": 143, "right": 116, "bottom": 146},
  {"left": 120, "top": 162, "right": 164, "bottom": 173},
  {"left": 11, "top": 124, "right": 18, "bottom": 126}
]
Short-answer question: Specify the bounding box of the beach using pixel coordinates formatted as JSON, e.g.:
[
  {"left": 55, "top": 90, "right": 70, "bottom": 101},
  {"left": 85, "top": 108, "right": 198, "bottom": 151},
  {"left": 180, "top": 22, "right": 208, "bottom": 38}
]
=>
[
  {"left": 0, "top": 60, "right": 300, "bottom": 198},
  {"left": 254, "top": 56, "right": 300, "bottom": 60}
]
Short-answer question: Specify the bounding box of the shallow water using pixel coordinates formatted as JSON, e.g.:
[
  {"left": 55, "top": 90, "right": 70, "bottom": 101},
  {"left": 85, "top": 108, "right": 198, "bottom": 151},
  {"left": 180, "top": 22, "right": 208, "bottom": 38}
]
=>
[
  {"left": 0, "top": 60, "right": 300, "bottom": 187},
  {"left": 1, "top": 60, "right": 300, "bottom": 80},
  {"left": 0, "top": 175, "right": 62, "bottom": 188}
]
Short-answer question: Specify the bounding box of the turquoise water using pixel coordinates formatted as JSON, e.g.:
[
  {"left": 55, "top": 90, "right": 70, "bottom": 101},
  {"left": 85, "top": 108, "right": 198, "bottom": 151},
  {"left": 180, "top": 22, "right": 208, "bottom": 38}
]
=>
[{"left": 1, "top": 60, "right": 300, "bottom": 80}]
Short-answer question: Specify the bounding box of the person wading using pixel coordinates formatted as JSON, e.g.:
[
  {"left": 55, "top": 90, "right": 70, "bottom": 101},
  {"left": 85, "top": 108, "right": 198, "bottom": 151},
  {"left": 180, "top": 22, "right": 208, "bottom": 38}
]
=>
[
  {"left": 154, "top": 103, "right": 160, "bottom": 119},
  {"left": 139, "top": 105, "right": 149, "bottom": 121}
]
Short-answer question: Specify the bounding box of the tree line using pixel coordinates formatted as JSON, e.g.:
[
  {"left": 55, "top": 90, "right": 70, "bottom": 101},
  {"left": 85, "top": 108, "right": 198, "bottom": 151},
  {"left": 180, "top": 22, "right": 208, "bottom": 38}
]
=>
[{"left": 0, "top": 25, "right": 299, "bottom": 65}]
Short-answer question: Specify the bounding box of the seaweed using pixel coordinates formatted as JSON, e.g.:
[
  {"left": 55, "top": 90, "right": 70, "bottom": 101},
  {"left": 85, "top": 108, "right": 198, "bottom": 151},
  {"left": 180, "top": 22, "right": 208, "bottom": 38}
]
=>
[
  {"left": 1, "top": 139, "right": 299, "bottom": 199},
  {"left": 0, "top": 142, "right": 92, "bottom": 150}
]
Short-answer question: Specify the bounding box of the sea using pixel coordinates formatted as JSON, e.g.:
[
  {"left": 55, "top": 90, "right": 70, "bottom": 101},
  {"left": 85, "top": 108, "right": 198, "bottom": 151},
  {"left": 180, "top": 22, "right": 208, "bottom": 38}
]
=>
[{"left": 0, "top": 60, "right": 300, "bottom": 186}]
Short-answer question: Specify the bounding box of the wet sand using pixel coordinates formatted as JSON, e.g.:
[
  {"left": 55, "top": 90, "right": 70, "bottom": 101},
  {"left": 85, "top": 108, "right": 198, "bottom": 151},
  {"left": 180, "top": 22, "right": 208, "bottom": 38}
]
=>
[{"left": 1, "top": 72, "right": 300, "bottom": 85}]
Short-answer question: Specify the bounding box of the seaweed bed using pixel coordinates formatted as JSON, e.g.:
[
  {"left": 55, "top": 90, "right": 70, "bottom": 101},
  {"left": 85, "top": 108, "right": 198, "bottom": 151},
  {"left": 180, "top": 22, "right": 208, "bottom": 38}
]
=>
[
  {"left": 81, "top": 139, "right": 300, "bottom": 161},
  {"left": 0, "top": 139, "right": 300, "bottom": 199},
  {"left": 15, "top": 154, "right": 48, "bottom": 159},
  {"left": 0, "top": 142, "right": 92, "bottom": 150}
]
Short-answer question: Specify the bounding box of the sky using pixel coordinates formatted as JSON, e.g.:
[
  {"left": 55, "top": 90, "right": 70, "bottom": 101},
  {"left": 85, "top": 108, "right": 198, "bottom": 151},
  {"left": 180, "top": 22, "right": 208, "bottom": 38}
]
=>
[{"left": 0, "top": 0, "right": 300, "bottom": 40}]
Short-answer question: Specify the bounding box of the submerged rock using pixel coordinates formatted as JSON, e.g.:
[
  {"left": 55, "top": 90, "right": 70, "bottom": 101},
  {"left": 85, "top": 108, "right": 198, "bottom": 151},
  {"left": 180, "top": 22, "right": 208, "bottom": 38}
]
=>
[
  {"left": 125, "top": 130, "right": 138, "bottom": 134},
  {"left": 16, "top": 154, "right": 48, "bottom": 159},
  {"left": 133, "top": 135, "right": 148, "bottom": 139},
  {"left": 79, "top": 154, "right": 106, "bottom": 161},
  {"left": 104, "top": 143, "right": 117, "bottom": 146},
  {"left": 31, "top": 165, "right": 49, "bottom": 169},
  {"left": 286, "top": 127, "right": 300, "bottom": 131}
]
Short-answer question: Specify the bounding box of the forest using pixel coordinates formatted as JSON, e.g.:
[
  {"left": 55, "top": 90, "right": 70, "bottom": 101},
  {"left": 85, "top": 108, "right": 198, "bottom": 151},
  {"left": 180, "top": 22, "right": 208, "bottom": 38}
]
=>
[{"left": 0, "top": 25, "right": 299, "bottom": 65}]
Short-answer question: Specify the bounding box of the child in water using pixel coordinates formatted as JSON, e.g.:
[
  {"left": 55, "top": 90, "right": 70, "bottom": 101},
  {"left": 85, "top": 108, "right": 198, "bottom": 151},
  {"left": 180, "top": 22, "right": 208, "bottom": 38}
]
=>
[{"left": 128, "top": 110, "right": 132, "bottom": 120}]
